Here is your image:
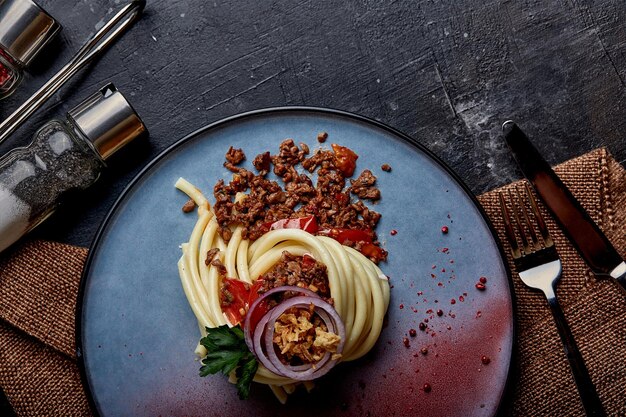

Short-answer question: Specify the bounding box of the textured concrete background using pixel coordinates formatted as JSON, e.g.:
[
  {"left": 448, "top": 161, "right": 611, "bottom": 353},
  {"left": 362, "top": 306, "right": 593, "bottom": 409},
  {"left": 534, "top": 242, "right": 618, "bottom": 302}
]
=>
[{"left": 1, "top": 0, "right": 625, "bottom": 248}]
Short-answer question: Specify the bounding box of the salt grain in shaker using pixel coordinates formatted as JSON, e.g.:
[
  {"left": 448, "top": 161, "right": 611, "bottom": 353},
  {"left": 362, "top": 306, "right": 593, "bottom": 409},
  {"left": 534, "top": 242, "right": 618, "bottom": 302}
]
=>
[
  {"left": 0, "top": 83, "right": 147, "bottom": 253},
  {"left": 0, "top": 0, "right": 60, "bottom": 99}
]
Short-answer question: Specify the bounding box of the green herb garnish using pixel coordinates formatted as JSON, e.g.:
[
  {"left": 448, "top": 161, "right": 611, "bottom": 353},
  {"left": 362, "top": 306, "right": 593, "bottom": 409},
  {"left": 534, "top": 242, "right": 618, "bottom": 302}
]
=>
[{"left": 199, "top": 325, "right": 259, "bottom": 399}]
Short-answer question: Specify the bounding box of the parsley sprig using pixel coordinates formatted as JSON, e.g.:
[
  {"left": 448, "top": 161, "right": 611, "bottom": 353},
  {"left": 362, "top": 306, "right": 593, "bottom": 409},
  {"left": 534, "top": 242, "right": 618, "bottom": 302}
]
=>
[{"left": 199, "top": 325, "right": 258, "bottom": 399}]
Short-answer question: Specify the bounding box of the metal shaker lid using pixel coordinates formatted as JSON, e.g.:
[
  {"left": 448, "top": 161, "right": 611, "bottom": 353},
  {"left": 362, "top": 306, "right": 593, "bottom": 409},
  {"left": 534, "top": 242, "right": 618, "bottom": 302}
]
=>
[
  {"left": 0, "top": 0, "right": 60, "bottom": 66},
  {"left": 68, "top": 83, "right": 148, "bottom": 160}
]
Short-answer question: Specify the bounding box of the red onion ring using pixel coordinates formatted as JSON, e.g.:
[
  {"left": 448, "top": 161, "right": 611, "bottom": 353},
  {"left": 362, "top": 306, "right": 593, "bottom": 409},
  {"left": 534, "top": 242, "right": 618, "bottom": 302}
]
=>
[
  {"left": 263, "top": 296, "right": 345, "bottom": 381},
  {"left": 242, "top": 285, "right": 345, "bottom": 381},
  {"left": 244, "top": 285, "right": 320, "bottom": 355}
]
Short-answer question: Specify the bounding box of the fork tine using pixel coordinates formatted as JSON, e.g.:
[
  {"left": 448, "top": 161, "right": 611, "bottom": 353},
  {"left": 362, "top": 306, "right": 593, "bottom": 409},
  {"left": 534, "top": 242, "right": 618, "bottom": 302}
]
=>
[
  {"left": 498, "top": 192, "right": 521, "bottom": 259},
  {"left": 515, "top": 186, "right": 541, "bottom": 251},
  {"left": 507, "top": 189, "right": 531, "bottom": 255},
  {"left": 524, "top": 182, "right": 554, "bottom": 248}
]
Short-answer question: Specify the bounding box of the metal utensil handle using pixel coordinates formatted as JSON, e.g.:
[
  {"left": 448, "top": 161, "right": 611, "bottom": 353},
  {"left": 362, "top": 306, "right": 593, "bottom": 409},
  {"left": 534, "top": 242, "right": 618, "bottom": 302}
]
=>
[
  {"left": 0, "top": 0, "right": 145, "bottom": 145},
  {"left": 547, "top": 295, "right": 606, "bottom": 417}
]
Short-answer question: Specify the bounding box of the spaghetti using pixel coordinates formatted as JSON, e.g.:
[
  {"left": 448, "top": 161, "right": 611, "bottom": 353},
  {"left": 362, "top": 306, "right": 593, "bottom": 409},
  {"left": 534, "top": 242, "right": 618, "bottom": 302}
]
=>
[{"left": 176, "top": 141, "right": 391, "bottom": 402}]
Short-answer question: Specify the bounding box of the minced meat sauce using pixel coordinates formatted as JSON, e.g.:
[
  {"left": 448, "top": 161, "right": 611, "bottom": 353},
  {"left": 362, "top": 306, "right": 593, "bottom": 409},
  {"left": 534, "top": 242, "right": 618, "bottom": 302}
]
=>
[
  {"left": 259, "top": 251, "right": 330, "bottom": 300},
  {"left": 212, "top": 138, "right": 386, "bottom": 262}
]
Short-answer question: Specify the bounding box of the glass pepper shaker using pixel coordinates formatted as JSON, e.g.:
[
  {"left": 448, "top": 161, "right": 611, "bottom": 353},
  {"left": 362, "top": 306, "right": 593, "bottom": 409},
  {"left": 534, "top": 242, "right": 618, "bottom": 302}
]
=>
[
  {"left": 0, "top": 83, "right": 147, "bottom": 253},
  {"left": 0, "top": 0, "right": 60, "bottom": 99}
]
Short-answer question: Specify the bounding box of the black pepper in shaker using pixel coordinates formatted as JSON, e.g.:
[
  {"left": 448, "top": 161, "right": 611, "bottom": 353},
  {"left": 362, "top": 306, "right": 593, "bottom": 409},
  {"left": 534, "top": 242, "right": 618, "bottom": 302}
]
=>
[
  {"left": 0, "top": 83, "right": 147, "bottom": 253},
  {"left": 0, "top": 0, "right": 60, "bottom": 99}
]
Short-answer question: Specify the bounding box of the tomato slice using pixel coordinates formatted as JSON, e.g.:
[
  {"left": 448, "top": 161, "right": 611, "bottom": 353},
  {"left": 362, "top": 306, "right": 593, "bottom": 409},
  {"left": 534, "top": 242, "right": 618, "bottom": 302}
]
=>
[
  {"left": 262, "top": 215, "right": 319, "bottom": 234},
  {"left": 360, "top": 242, "right": 387, "bottom": 262},
  {"left": 319, "top": 228, "right": 386, "bottom": 261},
  {"left": 301, "top": 253, "right": 317, "bottom": 269},
  {"left": 220, "top": 278, "right": 273, "bottom": 328},
  {"left": 247, "top": 280, "right": 271, "bottom": 330},
  {"left": 319, "top": 228, "right": 373, "bottom": 244},
  {"left": 332, "top": 143, "right": 358, "bottom": 176},
  {"left": 220, "top": 278, "right": 251, "bottom": 326}
]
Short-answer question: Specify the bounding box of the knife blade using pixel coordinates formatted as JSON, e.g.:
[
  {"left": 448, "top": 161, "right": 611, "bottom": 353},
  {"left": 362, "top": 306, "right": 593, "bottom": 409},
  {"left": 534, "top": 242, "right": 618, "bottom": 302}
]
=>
[{"left": 502, "top": 121, "right": 626, "bottom": 293}]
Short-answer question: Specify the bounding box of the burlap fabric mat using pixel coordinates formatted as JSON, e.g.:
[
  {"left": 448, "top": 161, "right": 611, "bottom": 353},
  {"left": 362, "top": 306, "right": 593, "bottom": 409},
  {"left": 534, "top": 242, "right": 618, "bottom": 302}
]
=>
[{"left": 0, "top": 148, "right": 624, "bottom": 416}]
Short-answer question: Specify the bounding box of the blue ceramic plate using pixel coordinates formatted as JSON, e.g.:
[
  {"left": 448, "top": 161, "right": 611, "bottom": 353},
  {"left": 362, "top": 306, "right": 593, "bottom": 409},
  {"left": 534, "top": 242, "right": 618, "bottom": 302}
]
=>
[{"left": 77, "top": 108, "right": 514, "bottom": 417}]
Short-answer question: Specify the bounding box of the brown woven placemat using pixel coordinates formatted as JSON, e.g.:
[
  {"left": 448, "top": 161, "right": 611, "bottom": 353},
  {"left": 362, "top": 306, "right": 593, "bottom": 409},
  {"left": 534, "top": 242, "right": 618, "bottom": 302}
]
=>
[{"left": 0, "top": 148, "right": 624, "bottom": 416}]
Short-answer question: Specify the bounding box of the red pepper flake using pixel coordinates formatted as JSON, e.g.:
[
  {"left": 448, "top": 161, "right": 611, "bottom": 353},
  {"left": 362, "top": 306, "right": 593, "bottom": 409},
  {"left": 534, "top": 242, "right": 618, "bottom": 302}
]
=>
[
  {"left": 381, "top": 163, "right": 392, "bottom": 172},
  {"left": 475, "top": 283, "right": 486, "bottom": 291},
  {"left": 399, "top": 304, "right": 404, "bottom": 309},
  {"left": 459, "top": 295, "right": 465, "bottom": 302},
  {"left": 442, "top": 247, "right": 449, "bottom": 253},
  {"left": 423, "top": 383, "right": 432, "bottom": 393},
  {"left": 480, "top": 276, "right": 488, "bottom": 284},
  {"left": 390, "top": 229, "right": 398, "bottom": 236},
  {"left": 476, "top": 311, "right": 482, "bottom": 318},
  {"left": 481, "top": 355, "right": 491, "bottom": 365},
  {"left": 430, "top": 273, "right": 436, "bottom": 278},
  {"left": 441, "top": 225, "right": 449, "bottom": 234},
  {"left": 403, "top": 337, "right": 410, "bottom": 348},
  {"left": 431, "top": 264, "right": 436, "bottom": 269},
  {"left": 441, "top": 268, "right": 446, "bottom": 273},
  {"left": 436, "top": 309, "right": 443, "bottom": 316},
  {"left": 450, "top": 298, "right": 456, "bottom": 305},
  {"left": 420, "top": 347, "right": 428, "bottom": 355},
  {"left": 409, "top": 329, "right": 417, "bottom": 337},
  {"left": 418, "top": 322, "right": 427, "bottom": 331}
]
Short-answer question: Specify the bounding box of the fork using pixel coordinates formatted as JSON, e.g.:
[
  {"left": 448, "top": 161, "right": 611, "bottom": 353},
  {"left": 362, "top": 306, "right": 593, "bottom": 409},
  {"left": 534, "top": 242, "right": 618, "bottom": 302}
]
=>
[{"left": 499, "top": 183, "right": 605, "bottom": 417}]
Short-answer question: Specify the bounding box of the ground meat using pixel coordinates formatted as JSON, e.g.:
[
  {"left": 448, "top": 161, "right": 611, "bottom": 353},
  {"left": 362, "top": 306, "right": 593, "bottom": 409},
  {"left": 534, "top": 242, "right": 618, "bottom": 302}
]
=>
[
  {"left": 253, "top": 151, "right": 271, "bottom": 175},
  {"left": 223, "top": 147, "right": 246, "bottom": 173},
  {"left": 181, "top": 199, "right": 196, "bottom": 213},
  {"left": 259, "top": 252, "right": 331, "bottom": 299},
  {"left": 381, "top": 163, "right": 391, "bottom": 172},
  {"left": 205, "top": 248, "right": 220, "bottom": 266},
  {"left": 350, "top": 169, "right": 381, "bottom": 201},
  {"left": 212, "top": 139, "right": 386, "bottom": 261},
  {"left": 317, "top": 132, "right": 328, "bottom": 143},
  {"left": 211, "top": 257, "right": 227, "bottom": 276},
  {"left": 225, "top": 146, "right": 245, "bottom": 164}
]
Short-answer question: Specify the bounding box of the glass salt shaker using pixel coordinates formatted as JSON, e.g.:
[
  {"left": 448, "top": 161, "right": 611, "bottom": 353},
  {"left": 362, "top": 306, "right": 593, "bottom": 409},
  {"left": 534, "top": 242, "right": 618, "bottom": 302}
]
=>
[
  {"left": 0, "top": 0, "right": 60, "bottom": 99},
  {"left": 0, "top": 83, "right": 147, "bottom": 253}
]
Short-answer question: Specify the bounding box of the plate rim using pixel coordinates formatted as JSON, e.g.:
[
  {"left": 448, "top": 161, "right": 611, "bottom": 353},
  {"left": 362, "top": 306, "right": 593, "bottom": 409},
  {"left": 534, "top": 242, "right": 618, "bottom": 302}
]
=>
[{"left": 75, "top": 105, "right": 517, "bottom": 416}]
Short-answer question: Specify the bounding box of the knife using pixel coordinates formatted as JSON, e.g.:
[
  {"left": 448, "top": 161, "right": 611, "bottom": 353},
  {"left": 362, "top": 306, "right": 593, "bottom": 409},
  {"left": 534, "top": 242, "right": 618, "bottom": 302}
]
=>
[{"left": 502, "top": 121, "right": 626, "bottom": 293}]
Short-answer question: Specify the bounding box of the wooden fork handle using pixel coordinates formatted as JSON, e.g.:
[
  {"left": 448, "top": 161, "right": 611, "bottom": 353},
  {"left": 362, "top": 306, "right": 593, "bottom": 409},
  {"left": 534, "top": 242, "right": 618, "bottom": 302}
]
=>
[{"left": 547, "top": 296, "right": 606, "bottom": 417}]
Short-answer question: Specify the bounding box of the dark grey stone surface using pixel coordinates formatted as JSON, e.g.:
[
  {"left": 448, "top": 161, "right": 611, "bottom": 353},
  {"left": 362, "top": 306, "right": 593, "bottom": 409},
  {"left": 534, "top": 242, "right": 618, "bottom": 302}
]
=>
[
  {"left": 0, "top": 0, "right": 625, "bottom": 413},
  {"left": 1, "top": 0, "right": 625, "bottom": 249}
]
